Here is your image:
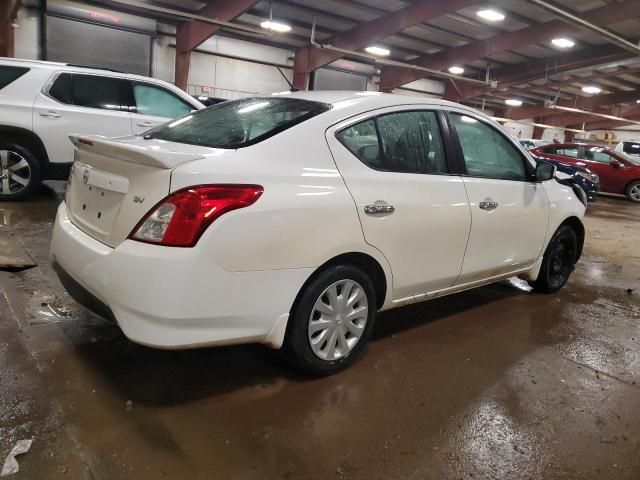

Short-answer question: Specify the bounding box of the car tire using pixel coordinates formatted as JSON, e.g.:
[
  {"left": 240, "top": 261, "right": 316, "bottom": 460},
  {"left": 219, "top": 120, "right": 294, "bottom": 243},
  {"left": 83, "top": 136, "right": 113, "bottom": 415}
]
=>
[
  {"left": 283, "top": 265, "right": 377, "bottom": 376},
  {"left": 625, "top": 180, "right": 640, "bottom": 203},
  {"left": 0, "top": 142, "right": 42, "bottom": 201},
  {"left": 531, "top": 225, "right": 578, "bottom": 294}
]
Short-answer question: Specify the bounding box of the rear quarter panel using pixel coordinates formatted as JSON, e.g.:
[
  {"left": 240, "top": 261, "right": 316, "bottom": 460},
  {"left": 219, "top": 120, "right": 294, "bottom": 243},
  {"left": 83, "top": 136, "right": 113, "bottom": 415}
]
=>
[{"left": 169, "top": 118, "right": 393, "bottom": 301}]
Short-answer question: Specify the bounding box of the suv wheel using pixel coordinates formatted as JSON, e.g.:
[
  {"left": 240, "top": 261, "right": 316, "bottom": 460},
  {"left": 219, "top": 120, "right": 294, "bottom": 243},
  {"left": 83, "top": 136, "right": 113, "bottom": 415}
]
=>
[
  {"left": 531, "top": 225, "right": 578, "bottom": 293},
  {"left": 0, "top": 143, "right": 41, "bottom": 200},
  {"left": 626, "top": 180, "right": 640, "bottom": 203},
  {"left": 283, "top": 265, "right": 376, "bottom": 375}
]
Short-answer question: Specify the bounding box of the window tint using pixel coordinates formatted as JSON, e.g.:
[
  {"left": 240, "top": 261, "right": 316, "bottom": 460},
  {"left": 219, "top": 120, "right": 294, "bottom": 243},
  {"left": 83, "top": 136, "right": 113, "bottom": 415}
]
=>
[
  {"left": 133, "top": 83, "right": 193, "bottom": 118},
  {"left": 49, "top": 73, "right": 72, "bottom": 104},
  {"left": 451, "top": 113, "right": 526, "bottom": 181},
  {"left": 71, "top": 74, "right": 126, "bottom": 111},
  {"left": 583, "top": 147, "right": 612, "bottom": 163},
  {"left": 146, "top": 97, "right": 331, "bottom": 148},
  {"left": 622, "top": 141, "right": 640, "bottom": 156},
  {"left": 337, "top": 111, "right": 446, "bottom": 174},
  {"left": 557, "top": 147, "right": 579, "bottom": 158},
  {"left": 0, "top": 66, "right": 29, "bottom": 90}
]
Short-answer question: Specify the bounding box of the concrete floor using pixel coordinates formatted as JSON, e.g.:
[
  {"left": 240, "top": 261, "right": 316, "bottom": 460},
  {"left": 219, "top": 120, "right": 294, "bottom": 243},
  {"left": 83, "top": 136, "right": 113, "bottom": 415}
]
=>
[{"left": 1, "top": 183, "right": 639, "bottom": 479}]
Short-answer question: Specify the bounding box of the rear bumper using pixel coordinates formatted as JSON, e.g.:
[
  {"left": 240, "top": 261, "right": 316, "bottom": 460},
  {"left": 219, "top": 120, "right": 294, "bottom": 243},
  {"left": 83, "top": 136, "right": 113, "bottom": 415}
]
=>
[{"left": 50, "top": 202, "right": 312, "bottom": 349}]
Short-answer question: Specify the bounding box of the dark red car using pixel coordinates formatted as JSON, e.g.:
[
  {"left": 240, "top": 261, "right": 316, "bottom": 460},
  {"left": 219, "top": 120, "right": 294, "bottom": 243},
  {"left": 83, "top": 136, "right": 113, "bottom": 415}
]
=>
[{"left": 531, "top": 143, "right": 640, "bottom": 203}]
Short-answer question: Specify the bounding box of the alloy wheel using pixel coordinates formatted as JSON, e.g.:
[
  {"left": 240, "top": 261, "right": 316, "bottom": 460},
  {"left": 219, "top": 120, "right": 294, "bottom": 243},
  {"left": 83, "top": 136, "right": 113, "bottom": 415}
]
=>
[
  {"left": 307, "top": 279, "right": 369, "bottom": 361},
  {"left": 0, "top": 150, "right": 31, "bottom": 196},
  {"left": 629, "top": 184, "right": 640, "bottom": 202}
]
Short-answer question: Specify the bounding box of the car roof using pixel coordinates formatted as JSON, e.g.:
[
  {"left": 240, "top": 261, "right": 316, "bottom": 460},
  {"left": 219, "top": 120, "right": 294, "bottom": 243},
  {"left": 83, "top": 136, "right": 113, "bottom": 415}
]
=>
[
  {"left": 0, "top": 57, "right": 172, "bottom": 85},
  {"left": 269, "top": 90, "right": 466, "bottom": 109}
]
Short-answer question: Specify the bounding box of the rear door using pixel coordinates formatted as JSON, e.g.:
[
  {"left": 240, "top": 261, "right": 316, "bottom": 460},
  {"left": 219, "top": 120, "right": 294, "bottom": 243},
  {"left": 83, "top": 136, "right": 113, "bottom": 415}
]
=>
[
  {"left": 128, "top": 81, "right": 196, "bottom": 134},
  {"left": 326, "top": 107, "right": 471, "bottom": 301},
  {"left": 33, "top": 72, "right": 133, "bottom": 165},
  {"left": 446, "top": 110, "right": 549, "bottom": 284}
]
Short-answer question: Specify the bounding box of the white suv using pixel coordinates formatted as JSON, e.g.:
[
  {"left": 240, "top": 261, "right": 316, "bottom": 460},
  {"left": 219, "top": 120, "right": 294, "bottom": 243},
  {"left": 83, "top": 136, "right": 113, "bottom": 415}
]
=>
[{"left": 0, "top": 58, "right": 203, "bottom": 199}]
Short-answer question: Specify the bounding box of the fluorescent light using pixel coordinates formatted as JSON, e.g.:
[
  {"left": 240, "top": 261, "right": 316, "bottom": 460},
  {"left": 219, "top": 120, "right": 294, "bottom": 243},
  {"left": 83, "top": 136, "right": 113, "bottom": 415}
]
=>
[
  {"left": 552, "top": 37, "right": 575, "bottom": 49},
  {"left": 636, "top": 100, "right": 640, "bottom": 104},
  {"left": 448, "top": 66, "right": 465, "bottom": 75},
  {"left": 260, "top": 20, "right": 291, "bottom": 33},
  {"left": 477, "top": 9, "right": 505, "bottom": 22},
  {"left": 505, "top": 99, "right": 523, "bottom": 107},
  {"left": 365, "top": 46, "right": 390, "bottom": 56},
  {"left": 582, "top": 85, "right": 602, "bottom": 94}
]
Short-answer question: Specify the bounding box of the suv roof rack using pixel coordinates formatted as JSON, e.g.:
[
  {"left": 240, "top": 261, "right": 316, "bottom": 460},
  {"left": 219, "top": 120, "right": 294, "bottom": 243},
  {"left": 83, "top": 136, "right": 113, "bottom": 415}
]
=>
[{"left": 65, "top": 64, "right": 124, "bottom": 74}]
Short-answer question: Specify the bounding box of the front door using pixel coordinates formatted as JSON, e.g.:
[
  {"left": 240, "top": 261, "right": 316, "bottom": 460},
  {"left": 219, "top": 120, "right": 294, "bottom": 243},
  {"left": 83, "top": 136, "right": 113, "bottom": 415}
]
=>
[
  {"left": 326, "top": 107, "right": 472, "bottom": 301},
  {"left": 577, "top": 146, "right": 631, "bottom": 194},
  {"left": 33, "top": 73, "right": 133, "bottom": 165},
  {"left": 446, "top": 111, "right": 550, "bottom": 284}
]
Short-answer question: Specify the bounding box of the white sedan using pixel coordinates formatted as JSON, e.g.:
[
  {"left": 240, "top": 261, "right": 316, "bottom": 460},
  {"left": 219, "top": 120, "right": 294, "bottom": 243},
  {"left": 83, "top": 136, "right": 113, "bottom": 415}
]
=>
[{"left": 51, "top": 91, "right": 586, "bottom": 375}]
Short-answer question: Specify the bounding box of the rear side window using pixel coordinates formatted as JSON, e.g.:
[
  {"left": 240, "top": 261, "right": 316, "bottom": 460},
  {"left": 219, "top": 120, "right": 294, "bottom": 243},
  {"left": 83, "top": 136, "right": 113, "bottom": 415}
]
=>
[
  {"left": 336, "top": 111, "right": 446, "bottom": 174},
  {"left": 557, "top": 147, "right": 579, "bottom": 158},
  {"left": 132, "top": 82, "right": 193, "bottom": 119},
  {"left": 450, "top": 113, "right": 527, "bottom": 181},
  {"left": 0, "top": 66, "right": 29, "bottom": 90},
  {"left": 72, "top": 74, "right": 127, "bottom": 111},
  {"left": 145, "top": 97, "right": 331, "bottom": 148}
]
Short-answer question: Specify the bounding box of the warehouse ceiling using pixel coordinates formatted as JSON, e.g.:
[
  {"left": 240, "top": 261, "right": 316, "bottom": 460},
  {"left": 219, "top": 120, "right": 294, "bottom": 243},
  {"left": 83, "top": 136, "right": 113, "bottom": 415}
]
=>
[{"left": 94, "top": 0, "right": 640, "bottom": 130}]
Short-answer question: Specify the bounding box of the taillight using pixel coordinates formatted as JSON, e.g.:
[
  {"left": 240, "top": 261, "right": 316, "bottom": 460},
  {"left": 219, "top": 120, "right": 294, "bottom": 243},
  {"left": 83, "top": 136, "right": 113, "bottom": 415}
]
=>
[{"left": 129, "top": 185, "right": 263, "bottom": 247}]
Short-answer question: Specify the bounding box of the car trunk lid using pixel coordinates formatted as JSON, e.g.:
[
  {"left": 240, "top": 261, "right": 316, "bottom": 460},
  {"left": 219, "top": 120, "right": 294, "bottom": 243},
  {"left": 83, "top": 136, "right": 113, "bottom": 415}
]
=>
[{"left": 66, "top": 135, "right": 231, "bottom": 247}]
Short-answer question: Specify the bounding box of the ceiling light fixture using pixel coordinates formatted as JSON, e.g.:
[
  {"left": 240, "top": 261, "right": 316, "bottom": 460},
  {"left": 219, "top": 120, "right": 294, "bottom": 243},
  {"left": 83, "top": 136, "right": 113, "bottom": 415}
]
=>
[
  {"left": 477, "top": 9, "right": 505, "bottom": 22},
  {"left": 551, "top": 37, "right": 575, "bottom": 48},
  {"left": 260, "top": 20, "right": 291, "bottom": 33},
  {"left": 582, "top": 85, "right": 602, "bottom": 94},
  {"left": 365, "top": 46, "right": 390, "bottom": 56},
  {"left": 448, "top": 66, "right": 465, "bottom": 75},
  {"left": 505, "top": 99, "right": 523, "bottom": 107}
]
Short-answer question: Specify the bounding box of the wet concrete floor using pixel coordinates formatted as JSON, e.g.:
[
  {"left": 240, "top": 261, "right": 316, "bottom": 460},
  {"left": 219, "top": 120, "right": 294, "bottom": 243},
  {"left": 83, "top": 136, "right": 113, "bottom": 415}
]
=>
[{"left": 1, "top": 183, "right": 639, "bottom": 479}]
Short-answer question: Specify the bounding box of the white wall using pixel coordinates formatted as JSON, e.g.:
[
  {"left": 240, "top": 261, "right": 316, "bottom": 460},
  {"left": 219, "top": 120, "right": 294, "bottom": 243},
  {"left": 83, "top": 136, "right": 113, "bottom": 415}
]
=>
[
  {"left": 541, "top": 127, "right": 565, "bottom": 143},
  {"left": 502, "top": 120, "right": 534, "bottom": 140},
  {"left": 13, "top": 8, "right": 40, "bottom": 60}
]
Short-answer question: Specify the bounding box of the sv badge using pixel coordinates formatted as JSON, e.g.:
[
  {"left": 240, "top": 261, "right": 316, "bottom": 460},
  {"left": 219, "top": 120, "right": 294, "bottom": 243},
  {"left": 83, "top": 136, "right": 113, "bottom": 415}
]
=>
[{"left": 133, "top": 196, "right": 146, "bottom": 204}]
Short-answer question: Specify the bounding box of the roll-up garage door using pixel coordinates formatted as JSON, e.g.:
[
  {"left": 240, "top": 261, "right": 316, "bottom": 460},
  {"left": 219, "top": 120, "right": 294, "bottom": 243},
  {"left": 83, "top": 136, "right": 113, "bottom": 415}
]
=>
[{"left": 46, "top": 16, "right": 152, "bottom": 76}]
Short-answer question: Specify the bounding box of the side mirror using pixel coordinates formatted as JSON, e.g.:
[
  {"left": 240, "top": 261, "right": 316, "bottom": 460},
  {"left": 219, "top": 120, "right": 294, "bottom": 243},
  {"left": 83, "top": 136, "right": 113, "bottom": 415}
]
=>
[
  {"left": 536, "top": 161, "right": 557, "bottom": 182},
  {"left": 609, "top": 158, "right": 622, "bottom": 167}
]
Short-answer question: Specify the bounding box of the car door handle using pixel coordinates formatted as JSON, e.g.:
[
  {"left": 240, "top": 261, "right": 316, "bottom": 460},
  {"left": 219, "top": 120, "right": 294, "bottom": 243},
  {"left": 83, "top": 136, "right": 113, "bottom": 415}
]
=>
[
  {"left": 39, "top": 111, "right": 60, "bottom": 118},
  {"left": 364, "top": 203, "right": 395, "bottom": 215},
  {"left": 479, "top": 199, "right": 499, "bottom": 211},
  {"left": 136, "top": 121, "right": 156, "bottom": 127}
]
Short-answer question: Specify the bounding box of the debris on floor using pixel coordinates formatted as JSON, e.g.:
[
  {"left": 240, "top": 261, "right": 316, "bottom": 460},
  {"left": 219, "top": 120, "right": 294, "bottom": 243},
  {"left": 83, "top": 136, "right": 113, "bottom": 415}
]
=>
[{"left": 1, "top": 439, "right": 33, "bottom": 477}]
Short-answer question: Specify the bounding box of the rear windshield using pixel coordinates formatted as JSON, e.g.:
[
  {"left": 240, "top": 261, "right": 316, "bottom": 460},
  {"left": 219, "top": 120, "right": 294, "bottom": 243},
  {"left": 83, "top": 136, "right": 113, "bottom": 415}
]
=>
[
  {"left": 145, "top": 97, "right": 332, "bottom": 148},
  {"left": 0, "top": 66, "right": 30, "bottom": 90},
  {"left": 622, "top": 141, "right": 640, "bottom": 156}
]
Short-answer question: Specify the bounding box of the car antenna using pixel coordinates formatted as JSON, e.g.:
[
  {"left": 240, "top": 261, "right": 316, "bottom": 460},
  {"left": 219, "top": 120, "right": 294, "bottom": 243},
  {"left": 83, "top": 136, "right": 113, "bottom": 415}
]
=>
[{"left": 276, "top": 66, "right": 299, "bottom": 92}]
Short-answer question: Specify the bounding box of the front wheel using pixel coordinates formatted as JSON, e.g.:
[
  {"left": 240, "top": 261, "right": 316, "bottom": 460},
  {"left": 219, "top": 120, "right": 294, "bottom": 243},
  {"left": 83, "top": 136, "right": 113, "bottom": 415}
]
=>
[
  {"left": 531, "top": 225, "right": 578, "bottom": 293},
  {"left": 626, "top": 180, "right": 640, "bottom": 203},
  {"left": 283, "top": 265, "right": 377, "bottom": 376}
]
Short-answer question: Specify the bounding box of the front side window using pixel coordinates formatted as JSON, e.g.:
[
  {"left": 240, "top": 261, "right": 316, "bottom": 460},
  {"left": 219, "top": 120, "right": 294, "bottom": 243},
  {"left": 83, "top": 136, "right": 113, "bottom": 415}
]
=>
[
  {"left": 71, "top": 74, "right": 126, "bottom": 111},
  {"left": 450, "top": 113, "right": 527, "bottom": 181},
  {"left": 582, "top": 147, "right": 612, "bottom": 164},
  {"left": 336, "top": 110, "right": 446, "bottom": 174},
  {"left": 0, "top": 66, "right": 29, "bottom": 90},
  {"left": 132, "top": 82, "right": 193, "bottom": 119},
  {"left": 145, "top": 97, "right": 331, "bottom": 148}
]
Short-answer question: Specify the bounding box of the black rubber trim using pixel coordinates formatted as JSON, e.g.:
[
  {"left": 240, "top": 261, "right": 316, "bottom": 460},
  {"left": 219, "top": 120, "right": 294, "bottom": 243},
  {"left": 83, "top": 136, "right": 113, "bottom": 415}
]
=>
[
  {"left": 52, "top": 261, "right": 117, "bottom": 323},
  {"left": 45, "top": 162, "right": 73, "bottom": 180}
]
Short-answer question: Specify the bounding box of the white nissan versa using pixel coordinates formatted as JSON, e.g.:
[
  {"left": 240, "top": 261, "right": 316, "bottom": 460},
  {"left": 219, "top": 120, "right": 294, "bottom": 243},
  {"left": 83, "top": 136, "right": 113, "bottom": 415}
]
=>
[{"left": 51, "top": 91, "right": 586, "bottom": 375}]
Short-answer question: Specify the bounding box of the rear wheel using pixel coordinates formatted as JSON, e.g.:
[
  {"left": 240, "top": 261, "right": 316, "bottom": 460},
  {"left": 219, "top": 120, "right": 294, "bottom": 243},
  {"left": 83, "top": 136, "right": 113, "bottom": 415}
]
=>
[
  {"left": 283, "top": 265, "right": 376, "bottom": 375},
  {"left": 0, "top": 143, "right": 41, "bottom": 201},
  {"left": 531, "top": 225, "right": 578, "bottom": 293},
  {"left": 626, "top": 180, "right": 640, "bottom": 203}
]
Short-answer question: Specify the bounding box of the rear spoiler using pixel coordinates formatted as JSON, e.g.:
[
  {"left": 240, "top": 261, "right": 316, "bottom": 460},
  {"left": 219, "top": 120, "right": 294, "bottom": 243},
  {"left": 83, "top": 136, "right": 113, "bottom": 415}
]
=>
[{"left": 69, "top": 135, "right": 205, "bottom": 169}]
